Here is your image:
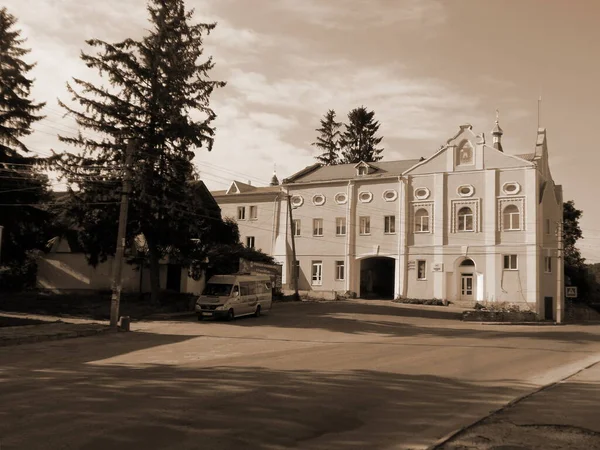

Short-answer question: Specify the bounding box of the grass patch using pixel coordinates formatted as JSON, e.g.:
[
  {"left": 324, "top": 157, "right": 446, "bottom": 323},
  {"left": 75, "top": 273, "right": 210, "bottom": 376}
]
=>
[{"left": 0, "top": 290, "right": 195, "bottom": 320}]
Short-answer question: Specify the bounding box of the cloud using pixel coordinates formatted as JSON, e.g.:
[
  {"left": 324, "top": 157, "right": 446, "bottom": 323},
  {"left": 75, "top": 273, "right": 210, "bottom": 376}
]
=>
[{"left": 275, "top": 0, "right": 446, "bottom": 30}]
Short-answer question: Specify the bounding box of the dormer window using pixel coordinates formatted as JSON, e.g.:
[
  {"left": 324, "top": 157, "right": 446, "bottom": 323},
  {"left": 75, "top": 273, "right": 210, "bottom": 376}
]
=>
[{"left": 355, "top": 161, "right": 375, "bottom": 176}]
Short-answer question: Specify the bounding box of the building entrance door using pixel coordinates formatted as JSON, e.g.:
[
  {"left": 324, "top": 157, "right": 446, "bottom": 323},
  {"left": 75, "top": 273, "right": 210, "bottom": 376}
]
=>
[{"left": 460, "top": 274, "right": 474, "bottom": 300}]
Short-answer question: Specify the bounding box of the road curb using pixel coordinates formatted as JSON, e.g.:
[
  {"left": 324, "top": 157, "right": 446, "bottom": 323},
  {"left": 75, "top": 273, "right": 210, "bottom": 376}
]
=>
[
  {"left": 426, "top": 357, "right": 600, "bottom": 450},
  {"left": 0, "top": 326, "right": 118, "bottom": 348}
]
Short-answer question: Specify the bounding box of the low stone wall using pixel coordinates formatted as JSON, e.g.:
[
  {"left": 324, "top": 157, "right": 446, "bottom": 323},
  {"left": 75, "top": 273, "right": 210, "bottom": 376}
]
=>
[{"left": 462, "top": 310, "right": 539, "bottom": 322}]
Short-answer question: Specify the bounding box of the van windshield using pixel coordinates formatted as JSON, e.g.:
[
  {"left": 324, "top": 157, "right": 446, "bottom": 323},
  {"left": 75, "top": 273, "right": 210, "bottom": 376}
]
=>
[{"left": 202, "top": 284, "right": 233, "bottom": 296}]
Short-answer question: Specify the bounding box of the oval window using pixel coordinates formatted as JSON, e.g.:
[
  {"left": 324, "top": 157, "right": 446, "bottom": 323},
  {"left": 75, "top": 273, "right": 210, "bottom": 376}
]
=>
[
  {"left": 334, "top": 193, "right": 348, "bottom": 204},
  {"left": 312, "top": 194, "right": 326, "bottom": 206},
  {"left": 457, "top": 185, "right": 474, "bottom": 197},
  {"left": 383, "top": 189, "right": 397, "bottom": 202},
  {"left": 502, "top": 182, "right": 520, "bottom": 195},
  {"left": 291, "top": 195, "right": 304, "bottom": 207},
  {"left": 358, "top": 191, "right": 373, "bottom": 203},
  {"left": 414, "top": 188, "right": 430, "bottom": 200}
]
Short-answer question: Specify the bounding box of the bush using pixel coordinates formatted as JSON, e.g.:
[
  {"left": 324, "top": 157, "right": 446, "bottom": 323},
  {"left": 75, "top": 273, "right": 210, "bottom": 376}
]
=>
[
  {"left": 474, "top": 301, "right": 530, "bottom": 313},
  {"left": 394, "top": 298, "right": 447, "bottom": 306},
  {"left": 0, "top": 252, "right": 39, "bottom": 292}
]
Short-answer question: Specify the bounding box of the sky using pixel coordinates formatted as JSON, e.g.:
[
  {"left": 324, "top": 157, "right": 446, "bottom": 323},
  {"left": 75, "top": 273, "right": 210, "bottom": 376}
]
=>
[{"left": 5, "top": 0, "right": 600, "bottom": 262}]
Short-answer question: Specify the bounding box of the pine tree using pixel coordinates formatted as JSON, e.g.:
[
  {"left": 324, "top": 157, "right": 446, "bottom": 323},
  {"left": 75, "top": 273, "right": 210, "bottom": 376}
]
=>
[
  {"left": 0, "top": 8, "right": 50, "bottom": 286},
  {"left": 51, "top": 0, "right": 226, "bottom": 302},
  {"left": 312, "top": 109, "right": 341, "bottom": 165},
  {"left": 340, "top": 106, "right": 384, "bottom": 164}
]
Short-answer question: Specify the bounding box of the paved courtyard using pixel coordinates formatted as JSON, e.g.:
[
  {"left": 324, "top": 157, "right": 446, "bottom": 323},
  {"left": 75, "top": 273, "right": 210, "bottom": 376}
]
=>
[{"left": 1, "top": 300, "right": 599, "bottom": 449}]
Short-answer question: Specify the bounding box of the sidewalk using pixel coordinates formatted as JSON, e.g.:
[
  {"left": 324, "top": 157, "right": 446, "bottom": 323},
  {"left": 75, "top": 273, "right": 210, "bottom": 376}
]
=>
[
  {"left": 438, "top": 360, "right": 600, "bottom": 450},
  {"left": 0, "top": 312, "right": 113, "bottom": 347}
]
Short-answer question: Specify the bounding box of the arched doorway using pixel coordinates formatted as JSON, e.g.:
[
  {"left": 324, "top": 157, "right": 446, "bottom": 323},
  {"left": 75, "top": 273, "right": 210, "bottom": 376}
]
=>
[
  {"left": 458, "top": 258, "right": 476, "bottom": 301},
  {"left": 359, "top": 257, "right": 395, "bottom": 299}
]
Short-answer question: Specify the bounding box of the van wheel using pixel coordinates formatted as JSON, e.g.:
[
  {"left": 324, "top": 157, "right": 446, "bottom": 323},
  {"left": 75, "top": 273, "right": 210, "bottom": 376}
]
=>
[
  {"left": 227, "top": 309, "right": 235, "bottom": 321},
  {"left": 254, "top": 305, "right": 261, "bottom": 318}
]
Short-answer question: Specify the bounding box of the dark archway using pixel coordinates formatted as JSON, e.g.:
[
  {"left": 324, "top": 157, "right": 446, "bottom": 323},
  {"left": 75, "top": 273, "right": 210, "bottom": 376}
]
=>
[{"left": 360, "top": 257, "right": 396, "bottom": 299}]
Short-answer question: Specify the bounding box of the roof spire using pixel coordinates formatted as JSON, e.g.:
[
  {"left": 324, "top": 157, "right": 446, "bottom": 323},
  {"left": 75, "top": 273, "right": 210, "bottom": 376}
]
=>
[
  {"left": 270, "top": 164, "right": 280, "bottom": 186},
  {"left": 492, "top": 109, "right": 503, "bottom": 152}
]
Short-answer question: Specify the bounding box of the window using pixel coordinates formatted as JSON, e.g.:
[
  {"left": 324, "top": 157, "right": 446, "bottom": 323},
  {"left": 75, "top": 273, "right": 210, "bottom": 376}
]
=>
[
  {"left": 358, "top": 191, "right": 373, "bottom": 203},
  {"left": 292, "top": 219, "right": 301, "bottom": 237},
  {"left": 503, "top": 254, "right": 518, "bottom": 270},
  {"left": 417, "top": 260, "right": 427, "bottom": 280},
  {"left": 335, "top": 217, "right": 346, "bottom": 236},
  {"left": 457, "top": 207, "right": 474, "bottom": 232},
  {"left": 311, "top": 261, "right": 323, "bottom": 286},
  {"left": 335, "top": 261, "right": 345, "bottom": 281},
  {"left": 383, "top": 190, "right": 397, "bottom": 201},
  {"left": 249, "top": 205, "right": 257, "bottom": 220},
  {"left": 384, "top": 215, "right": 396, "bottom": 234},
  {"left": 358, "top": 166, "right": 368, "bottom": 176},
  {"left": 414, "top": 188, "right": 430, "bottom": 200},
  {"left": 334, "top": 193, "right": 348, "bottom": 204},
  {"left": 237, "top": 206, "right": 246, "bottom": 220},
  {"left": 313, "top": 218, "right": 323, "bottom": 236},
  {"left": 545, "top": 256, "right": 552, "bottom": 273},
  {"left": 245, "top": 236, "right": 255, "bottom": 248},
  {"left": 414, "top": 208, "right": 429, "bottom": 233},
  {"left": 359, "top": 216, "right": 371, "bottom": 235},
  {"left": 502, "top": 205, "right": 521, "bottom": 231},
  {"left": 312, "top": 194, "right": 325, "bottom": 206},
  {"left": 291, "top": 195, "right": 304, "bottom": 207},
  {"left": 502, "top": 182, "right": 521, "bottom": 195},
  {"left": 545, "top": 219, "right": 551, "bottom": 235},
  {"left": 457, "top": 185, "right": 474, "bottom": 197}
]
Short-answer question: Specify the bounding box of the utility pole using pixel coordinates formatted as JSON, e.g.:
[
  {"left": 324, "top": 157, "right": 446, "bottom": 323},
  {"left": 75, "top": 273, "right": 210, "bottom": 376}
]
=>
[
  {"left": 556, "top": 220, "right": 564, "bottom": 323},
  {"left": 286, "top": 194, "right": 299, "bottom": 301},
  {"left": 0, "top": 225, "right": 4, "bottom": 265},
  {"left": 0, "top": 225, "right": 4, "bottom": 263},
  {"left": 110, "top": 139, "right": 136, "bottom": 329}
]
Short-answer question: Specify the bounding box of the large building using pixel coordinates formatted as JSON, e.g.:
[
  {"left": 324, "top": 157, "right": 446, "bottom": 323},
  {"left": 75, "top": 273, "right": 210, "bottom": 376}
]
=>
[{"left": 211, "top": 122, "right": 564, "bottom": 319}]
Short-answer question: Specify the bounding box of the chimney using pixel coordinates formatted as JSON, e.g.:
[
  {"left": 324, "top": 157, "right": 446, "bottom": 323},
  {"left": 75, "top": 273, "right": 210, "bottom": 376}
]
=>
[
  {"left": 247, "top": 180, "right": 252, "bottom": 186},
  {"left": 492, "top": 109, "right": 503, "bottom": 152}
]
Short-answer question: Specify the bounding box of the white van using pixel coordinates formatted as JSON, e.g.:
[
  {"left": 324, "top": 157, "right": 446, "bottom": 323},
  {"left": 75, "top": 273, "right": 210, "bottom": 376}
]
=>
[{"left": 195, "top": 274, "right": 273, "bottom": 321}]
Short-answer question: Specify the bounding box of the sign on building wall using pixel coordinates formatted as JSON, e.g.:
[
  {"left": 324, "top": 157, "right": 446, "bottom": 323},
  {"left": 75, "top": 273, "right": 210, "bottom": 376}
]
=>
[
  {"left": 432, "top": 263, "right": 444, "bottom": 272},
  {"left": 239, "top": 258, "right": 283, "bottom": 291},
  {"left": 565, "top": 286, "right": 578, "bottom": 298},
  {"left": 407, "top": 260, "right": 416, "bottom": 270}
]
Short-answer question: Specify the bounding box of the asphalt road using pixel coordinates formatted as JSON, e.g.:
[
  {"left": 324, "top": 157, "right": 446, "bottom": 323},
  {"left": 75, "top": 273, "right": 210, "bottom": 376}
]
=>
[{"left": 1, "top": 300, "right": 599, "bottom": 450}]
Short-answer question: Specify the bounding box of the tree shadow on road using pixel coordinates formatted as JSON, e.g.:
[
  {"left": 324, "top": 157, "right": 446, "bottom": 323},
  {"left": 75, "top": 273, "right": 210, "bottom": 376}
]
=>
[
  {"left": 0, "top": 354, "right": 538, "bottom": 450},
  {"left": 202, "top": 301, "right": 600, "bottom": 346}
]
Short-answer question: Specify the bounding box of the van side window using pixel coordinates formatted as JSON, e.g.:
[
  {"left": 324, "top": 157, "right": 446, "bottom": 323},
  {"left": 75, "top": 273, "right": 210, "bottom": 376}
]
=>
[{"left": 239, "top": 283, "right": 249, "bottom": 296}]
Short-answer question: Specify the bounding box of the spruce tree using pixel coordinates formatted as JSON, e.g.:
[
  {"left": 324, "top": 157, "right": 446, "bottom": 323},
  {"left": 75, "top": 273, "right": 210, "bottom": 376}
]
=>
[
  {"left": 312, "top": 109, "right": 341, "bottom": 165},
  {"left": 0, "top": 7, "right": 50, "bottom": 286},
  {"left": 52, "top": 0, "right": 226, "bottom": 302},
  {"left": 340, "top": 106, "right": 384, "bottom": 164}
]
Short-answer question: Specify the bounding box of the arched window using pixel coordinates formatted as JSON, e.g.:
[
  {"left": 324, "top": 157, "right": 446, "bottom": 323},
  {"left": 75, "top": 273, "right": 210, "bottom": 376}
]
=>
[
  {"left": 414, "top": 208, "right": 429, "bottom": 233},
  {"left": 460, "top": 258, "right": 475, "bottom": 267},
  {"left": 457, "top": 207, "right": 474, "bottom": 231},
  {"left": 503, "top": 204, "right": 521, "bottom": 231}
]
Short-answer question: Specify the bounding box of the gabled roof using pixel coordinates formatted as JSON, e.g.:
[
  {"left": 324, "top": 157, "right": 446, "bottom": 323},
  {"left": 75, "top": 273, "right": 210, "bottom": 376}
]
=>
[
  {"left": 225, "top": 180, "right": 256, "bottom": 195},
  {"left": 515, "top": 153, "right": 536, "bottom": 162},
  {"left": 283, "top": 159, "right": 421, "bottom": 184},
  {"left": 212, "top": 184, "right": 282, "bottom": 197}
]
